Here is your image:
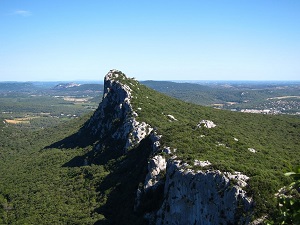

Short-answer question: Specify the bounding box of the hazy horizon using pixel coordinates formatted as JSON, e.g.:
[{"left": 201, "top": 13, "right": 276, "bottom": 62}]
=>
[{"left": 1, "top": 79, "right": 300, "bottom": 84}]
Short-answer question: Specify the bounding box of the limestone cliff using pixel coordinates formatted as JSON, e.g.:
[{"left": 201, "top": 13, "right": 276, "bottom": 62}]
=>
[
  {"left": 84, "top": 69, "right": 153, "bottom": 154},
  {"left": 155, "top": 160, "right": 253, "bottom": 225},
  {"left": 86, "top": 70, "right": 255, "bottom": 224}
]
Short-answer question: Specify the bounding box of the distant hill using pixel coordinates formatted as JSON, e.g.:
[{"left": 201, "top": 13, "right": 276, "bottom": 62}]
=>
[
  {"left": 0, "top": 82, "right": 39, "bottom": 92},
  {"left": 142, "top": 80, "right": 300, "bottom": 115},
  {"left": 142, "top": 80, "right": 218, "bottom": 105},
  {"left": 52, "top": 83, "right": 103, "bottom": 92}
]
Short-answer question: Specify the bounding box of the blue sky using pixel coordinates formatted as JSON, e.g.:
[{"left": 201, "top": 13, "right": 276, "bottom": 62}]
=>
[{"left": 1, "top": 0, "right": 299, "bottom": 81}]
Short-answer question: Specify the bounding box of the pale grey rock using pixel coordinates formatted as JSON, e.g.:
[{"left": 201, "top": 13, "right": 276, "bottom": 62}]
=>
[
  {"left": 194, "top": 160, "right": 211, "bottom": 167},
  {"left": 217, "top": 142, "right": 226, "bottom": 147},
  {"left": 224, "top": 171, "right": 250, "bottom": 188},
  {"left": 248, "top": 148, "right": 257, "bottom": 153},
  {"left": 197, "top": 120, "right": 216, "bottom": 128},
  {"left": 167, "top": 114, "right": 178, "bottom": 121},
  {"left": 134, "top": 153, "right": 166, "bottom": 213},
  {"left": 144, "top": 155, "right": 167, "bottom": 190}
]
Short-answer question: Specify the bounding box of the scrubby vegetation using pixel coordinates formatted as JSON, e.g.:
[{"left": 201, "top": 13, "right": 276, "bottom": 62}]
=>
[
  {"left": 0, "top": 113, "right": 108, "bottom": 224},
  {"left": 266, "top": 166, "right": 300, "bottom": 224}
]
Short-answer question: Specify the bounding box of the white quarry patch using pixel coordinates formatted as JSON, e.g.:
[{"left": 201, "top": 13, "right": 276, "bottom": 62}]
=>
[
  {"left": 197, "top": 119, "right": 216, "bottom": 128},
  {"left": 248, "top": 148, "right": 257, "bottom": 153},
  {"left": 194, "top": 160, "right": 211, "bottom": 167},
  {"left": 167, "top": 114, "right": 177, "bottom": 121}
]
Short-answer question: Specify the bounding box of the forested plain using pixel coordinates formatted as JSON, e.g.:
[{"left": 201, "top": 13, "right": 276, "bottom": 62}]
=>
[
  {"left": 0, "top": 82, "right": 106, "bottom": 224},
  {"left": 0, "top": 80, "right": 299, "bottom": 224}
]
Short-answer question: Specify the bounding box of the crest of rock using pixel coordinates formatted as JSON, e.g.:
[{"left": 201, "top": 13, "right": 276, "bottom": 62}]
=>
[
  {"left": 85, "top": 69, "right": 153, "bottom": 152},
  {"left": 144, "top": 155, "right": 167, "bottom": 190}
]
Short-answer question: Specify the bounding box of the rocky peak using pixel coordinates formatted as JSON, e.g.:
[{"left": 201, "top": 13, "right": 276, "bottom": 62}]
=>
[{"left": 85, "top": 69, "right": 153, "bottom": 155}]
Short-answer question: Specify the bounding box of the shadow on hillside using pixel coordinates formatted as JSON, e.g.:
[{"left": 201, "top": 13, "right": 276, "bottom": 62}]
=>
[
  {"left": 45, "top": 116, "right": 160, "bottom": 223},
  {"left": 43, "top": 116, "right": 99, "bottom": 167},
  {"left": 57, "top": 135, "right": 155, "bottom": 224},
  {"left": 45, "top": 126, "right": 97, "bottom": 149},
  {"left": 93, "top": 137, "right": 153, "bottom": 225}
]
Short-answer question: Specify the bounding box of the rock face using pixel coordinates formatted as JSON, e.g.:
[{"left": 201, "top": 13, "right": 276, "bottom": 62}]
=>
[
  {"left": 86, "top": 70, "right": 254, "bottom": 224},
  {"left": 156, "top": 160, "right": 253, "bottom": 225},
  {"left": 144, "top": 155, "right": 167, "bottom": 190},
  {"left": 85, "top": 69, "right": 152, "bottom": 153}
]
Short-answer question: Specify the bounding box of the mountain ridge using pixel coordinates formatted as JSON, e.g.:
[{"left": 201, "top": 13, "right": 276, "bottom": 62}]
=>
[{"left": 66, "top": 69, "right": 299, "bottom": 224}]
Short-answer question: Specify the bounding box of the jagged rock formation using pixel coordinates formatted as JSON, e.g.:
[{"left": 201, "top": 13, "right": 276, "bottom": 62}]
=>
[
  {"left": 156, "top": 160, "right": 252, "bottom": 225},
  {"left": 85, "top": 69, "right": 255, "bottom": 224},
  {"left": 84, "top": 69, "right": 153, "bottom": 154}
]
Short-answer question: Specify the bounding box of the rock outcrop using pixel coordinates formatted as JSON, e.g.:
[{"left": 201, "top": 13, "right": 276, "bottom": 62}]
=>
[
  {"left": 85, "top": 69, "right": 153, "bottom": 154},
  {"left": 156, "top": 160, "right": 253, "bottom": 225},
  {"left": 197, "top": 120, "right": 217, "bottom": 128}
]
